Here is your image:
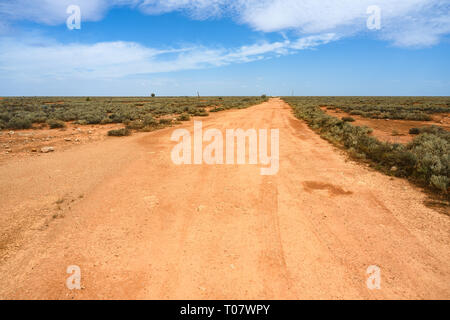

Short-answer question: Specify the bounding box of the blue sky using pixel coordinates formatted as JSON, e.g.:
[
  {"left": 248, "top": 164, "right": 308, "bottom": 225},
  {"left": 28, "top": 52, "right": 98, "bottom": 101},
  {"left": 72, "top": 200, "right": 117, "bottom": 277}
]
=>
[{"left": 0, "top": 0, "right": 449, "bottom": 96}]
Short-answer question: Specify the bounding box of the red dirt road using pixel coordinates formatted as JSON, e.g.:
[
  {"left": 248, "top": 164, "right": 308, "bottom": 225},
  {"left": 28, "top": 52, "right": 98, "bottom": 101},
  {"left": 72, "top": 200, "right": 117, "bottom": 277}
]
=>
[{"left": 0, "top": 98, "right": 449, "bottom": 299}]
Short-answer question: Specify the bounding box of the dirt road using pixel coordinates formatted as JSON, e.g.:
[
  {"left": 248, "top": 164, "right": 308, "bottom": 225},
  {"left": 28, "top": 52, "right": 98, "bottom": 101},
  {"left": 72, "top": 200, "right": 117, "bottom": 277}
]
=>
[{"left": 0, "top": 98, "right": 449, "bottom": 299}]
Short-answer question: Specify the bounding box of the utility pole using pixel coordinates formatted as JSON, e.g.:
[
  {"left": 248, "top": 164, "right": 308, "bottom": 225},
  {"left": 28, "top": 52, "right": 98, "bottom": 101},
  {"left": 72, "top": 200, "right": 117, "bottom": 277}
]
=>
[{"left": 197, "top": 91, "right": 200, "bottom": 99}]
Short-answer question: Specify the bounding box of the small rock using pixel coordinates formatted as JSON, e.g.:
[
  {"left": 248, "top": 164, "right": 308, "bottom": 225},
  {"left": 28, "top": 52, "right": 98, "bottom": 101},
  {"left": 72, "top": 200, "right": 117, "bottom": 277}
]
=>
[
  {"left": 31, "top": 148, "right": 37, "bottom": 152},
  {"left": 197, "top": 205, "right": 206, "bottom": 212},
  {"left": 64, "top": 138, "right": 72, "bottom": 142},
  {"left": 8, "top": 131, "right": 15, "bottom": 135},
  {"left": 390, "top": 166, "right": 398, "bottom": 172},
  {"left": 41, "top": 147, "right": 55, "bottom": 153}
]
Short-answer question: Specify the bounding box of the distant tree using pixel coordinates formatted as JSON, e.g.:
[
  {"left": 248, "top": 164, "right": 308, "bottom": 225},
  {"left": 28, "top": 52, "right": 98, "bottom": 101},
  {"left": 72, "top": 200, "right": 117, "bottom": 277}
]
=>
[
  {"left": 261, "top": 94, "right": 267, "bottom": 99},
  {"left": 151, "top": 93, "right": 156, "bottom": 97}
]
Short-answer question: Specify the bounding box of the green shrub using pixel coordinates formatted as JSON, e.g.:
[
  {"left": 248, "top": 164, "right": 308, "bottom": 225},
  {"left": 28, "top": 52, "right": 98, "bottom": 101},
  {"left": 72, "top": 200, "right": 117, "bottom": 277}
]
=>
[
  {"left": 342, "top": 117, "right": 355, "bottom": 122},
  {"left": 126, "top": 120, "right": 145, "bottom": 130},
  {"left": 416, "top": 125, "right": 446, "bottom": 135},
  {"left": 83, "top": 113, "right": 104, "bottom": 124},
  {"left": 107, "top": 128, "right": 131, "bottom": 137},
  {"left": 47, "top": 119, "right": 66, "bottom": 129},
  {"left": 409, "top": 128, "right": 420, "bottom": 135},
  {"left": 193, "top": 109, "right": 209, "bottom": 117},
  {"left": 430, "top": 175, "right": 449, "bottom": 193},
  {"left": 159, "top": 118, "right": 173, "bottom": 125},
  {"left": 177, "top": 113, "right": 190, "bottom": 121},
  {"left": 101, "top": 117, "right": 113, "bottom": 124},
  {"left": 409, "top": 133, "right": 449, "bottom": 182},
  {"left": 7, "top": 117, "right": 32, "bottom": 130},
  {"left": 210, "top": 107, "right": 225, "bottom": 112},
  {"left": 140, "top": 115, "right": 156, "bottom": 126}
]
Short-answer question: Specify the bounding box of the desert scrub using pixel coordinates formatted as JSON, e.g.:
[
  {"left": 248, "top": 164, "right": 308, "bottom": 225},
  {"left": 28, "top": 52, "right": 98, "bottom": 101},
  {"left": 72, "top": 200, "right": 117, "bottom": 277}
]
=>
[
  {"left": 159, "top": 118, "right": 173, "bottom": 125},
  {"left": 342, "top": 117, "right": 355, "bottom": 122},
  {"left": 177, "top": 113, "right": 190, "bottom": 121},
  {"left": 296, "top": 96, "right": 449, "bottom": 121},
  {"left": 0, "top": 96, "right": 267, "bottom": 133},
  {"left": 409, "top": 133, "right": 449, "bottom": 192},
  {"left": 47, "top": 119, "right": 66, "bottom": 129},
  {"left": 283, "top": 97, "right": 450, "bottom": 195},
  {"left": 7, "top": 117, "right": 32, "bottom": 130},
  {"left": 107, "top": 128, "right": 131, "bottom": 137}
]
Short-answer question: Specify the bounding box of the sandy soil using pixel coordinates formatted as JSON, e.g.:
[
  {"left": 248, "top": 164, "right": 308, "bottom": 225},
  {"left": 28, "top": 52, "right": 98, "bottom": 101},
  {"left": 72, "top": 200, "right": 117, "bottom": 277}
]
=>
[
  {"left": 0, "top": 123, "right": 125, "bottom": 162},
  {"left": 321, "top": 107, "right": 450, "bottom": 144},
  {"left": 0, "top": 98, "right": 449, "bottom": 300}
]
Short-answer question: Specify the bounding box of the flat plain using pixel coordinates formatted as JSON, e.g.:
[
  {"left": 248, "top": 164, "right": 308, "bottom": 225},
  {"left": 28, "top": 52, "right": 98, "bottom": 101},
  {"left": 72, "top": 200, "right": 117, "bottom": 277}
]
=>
[{"left": 0, "top": 96, "right": 448, "bottom": 299}]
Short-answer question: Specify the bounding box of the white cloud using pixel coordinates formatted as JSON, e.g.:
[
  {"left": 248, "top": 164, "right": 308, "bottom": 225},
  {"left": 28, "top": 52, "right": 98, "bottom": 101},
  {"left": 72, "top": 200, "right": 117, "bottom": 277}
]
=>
[
  {"left": 0, "top": 0, "right": 139, "bottom": 25},
  {"left": 1, "top": 1, "right": 448, "bottom": 47},
  {"left": 0, "top": 33, "right": 335, "bottom": 81}
]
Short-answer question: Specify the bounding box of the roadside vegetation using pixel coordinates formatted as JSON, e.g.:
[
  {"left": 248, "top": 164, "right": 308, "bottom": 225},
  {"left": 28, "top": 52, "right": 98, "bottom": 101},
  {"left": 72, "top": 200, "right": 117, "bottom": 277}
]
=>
[
  {"left": 0, "top": 96, "right": 268, "bottom": 132},
  {"left": 320, "top": 96, "right": 449, "bottom": 121},
  {"left": 283, "top": 97, "right": 450, "bottom": 195}
]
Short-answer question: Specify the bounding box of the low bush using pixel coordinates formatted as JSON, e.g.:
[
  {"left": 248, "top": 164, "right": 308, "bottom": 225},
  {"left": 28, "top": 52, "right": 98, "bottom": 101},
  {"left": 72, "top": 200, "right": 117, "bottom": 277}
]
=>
[
  {"left": 192, "top": 109, "right": 209, "bottom": 117},
  {"left": 7, "top": 117, "right": 32, "bottom": 130},
  {"left": 159, "top": 118, "right": 173, "bottom": 125},
  {"left": 143, "top": 115, "right": 158, "bottom": 127},
  {"left": 210, "top": 107, "right": 225, "bottom": 112},
  {"left": 47, "top": 119, "right": 66, "bottom": 129},
  {"left": 342, "top": 117, "right": 355, "bottom": 122},
  {"left": 177, "top": 113, "right": 190, "bottom": 121},
  {"left": 126, "top": 120, "right": 145, "bottom": 130},
  {"left": 107, "top": 128, "right": 131, "bottom": 137}
]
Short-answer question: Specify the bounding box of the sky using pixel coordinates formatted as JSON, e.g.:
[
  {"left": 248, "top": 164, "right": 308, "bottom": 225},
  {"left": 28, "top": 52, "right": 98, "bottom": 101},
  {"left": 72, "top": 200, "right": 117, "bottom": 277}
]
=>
[{"left": 0, "top": 0, "right": 449, "bottom": 96}]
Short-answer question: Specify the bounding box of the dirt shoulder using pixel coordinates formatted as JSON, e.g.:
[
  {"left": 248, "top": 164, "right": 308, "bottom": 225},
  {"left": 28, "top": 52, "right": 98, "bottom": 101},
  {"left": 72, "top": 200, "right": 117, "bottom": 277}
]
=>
[
  {"left": 0, "top": 123, "right": 125, "bottom": 163},
  {"left": 0, "top": 98, "right": 448, "bottom": 299}
]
